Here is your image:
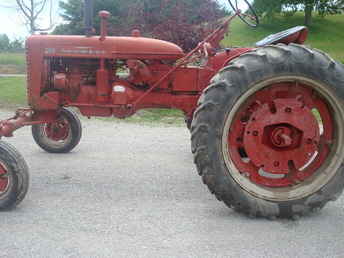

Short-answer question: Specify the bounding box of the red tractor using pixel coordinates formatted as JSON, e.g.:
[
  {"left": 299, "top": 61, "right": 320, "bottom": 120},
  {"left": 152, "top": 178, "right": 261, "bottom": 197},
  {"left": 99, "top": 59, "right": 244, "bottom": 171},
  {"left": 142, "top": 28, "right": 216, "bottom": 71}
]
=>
[{"left": 1, "top": 0, "right": 344, "bottom": 219}]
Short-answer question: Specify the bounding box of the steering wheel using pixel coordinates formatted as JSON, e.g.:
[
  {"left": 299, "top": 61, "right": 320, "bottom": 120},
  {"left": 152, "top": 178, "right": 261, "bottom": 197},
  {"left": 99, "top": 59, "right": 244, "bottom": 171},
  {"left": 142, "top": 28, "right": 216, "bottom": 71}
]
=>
[{"left": 228, "top": 0, "right": 259, "bottom": 28}]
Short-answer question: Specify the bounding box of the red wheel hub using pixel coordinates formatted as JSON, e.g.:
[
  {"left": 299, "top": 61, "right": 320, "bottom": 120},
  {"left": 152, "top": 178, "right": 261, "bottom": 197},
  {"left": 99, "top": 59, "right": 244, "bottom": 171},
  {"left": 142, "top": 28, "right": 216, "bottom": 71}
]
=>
[
  {"left": 44, "top": 119, "right": 70, "bottom": 141},
  {"left": 228, "top": 83, "right": 333, "bottom": 187},
  {"left": 244, "top": 98, "right": 319, "bottom": 174},
  {"left": 270, "top": 126, "right": 293, "bottom": 148},
  {"left": 0, "top": 163, "right": 9, "bottom": 193}
]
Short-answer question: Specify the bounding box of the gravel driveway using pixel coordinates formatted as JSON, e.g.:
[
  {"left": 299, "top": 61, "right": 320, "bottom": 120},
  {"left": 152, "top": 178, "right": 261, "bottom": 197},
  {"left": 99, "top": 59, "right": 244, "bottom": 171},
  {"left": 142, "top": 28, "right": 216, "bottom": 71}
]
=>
[{"left": 0, "top": 110, "right": 343, "bottom": 258}]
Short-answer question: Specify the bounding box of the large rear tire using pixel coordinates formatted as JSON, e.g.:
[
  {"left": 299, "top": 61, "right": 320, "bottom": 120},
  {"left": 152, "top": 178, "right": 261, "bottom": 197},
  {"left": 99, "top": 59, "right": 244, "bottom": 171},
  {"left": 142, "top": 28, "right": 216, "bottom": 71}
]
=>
[
  {"left": 32, "top": 108, "right": 82, "bottom": 153},
  {"left": 0, "top": 141, "right": 29, "bottom": 210},
  {"left": 191, "top": 44, "right": 344, "bottom": 218}
]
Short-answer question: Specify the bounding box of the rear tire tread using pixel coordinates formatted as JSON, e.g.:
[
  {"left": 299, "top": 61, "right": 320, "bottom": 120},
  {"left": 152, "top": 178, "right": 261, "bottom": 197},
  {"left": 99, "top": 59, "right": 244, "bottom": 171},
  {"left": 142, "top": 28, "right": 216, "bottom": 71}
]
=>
[{"left": 191, "top": 44, "right": 344, "bottom": 218}]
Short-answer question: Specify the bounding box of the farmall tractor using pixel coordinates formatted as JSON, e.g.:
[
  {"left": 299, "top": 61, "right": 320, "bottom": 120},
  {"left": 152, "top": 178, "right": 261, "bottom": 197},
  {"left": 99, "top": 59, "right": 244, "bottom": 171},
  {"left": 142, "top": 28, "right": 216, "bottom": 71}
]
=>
[{"left": 0, "top": 0, "right": 344, "bottom": 219}]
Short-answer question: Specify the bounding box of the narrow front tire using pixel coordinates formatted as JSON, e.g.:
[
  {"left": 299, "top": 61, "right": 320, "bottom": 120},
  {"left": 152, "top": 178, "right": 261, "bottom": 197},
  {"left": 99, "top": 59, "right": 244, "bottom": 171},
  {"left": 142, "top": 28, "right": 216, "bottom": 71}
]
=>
[{"left": 32, "top": 108, "right": 82, "bottom": 153}]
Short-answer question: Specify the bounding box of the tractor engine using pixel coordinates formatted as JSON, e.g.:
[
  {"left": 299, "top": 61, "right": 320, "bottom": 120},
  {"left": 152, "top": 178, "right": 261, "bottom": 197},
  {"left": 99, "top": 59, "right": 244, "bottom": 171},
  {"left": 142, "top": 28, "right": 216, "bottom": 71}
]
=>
[
  {"left": 44, "top": 57, "right": 174, "bottom": 105},
  {"left": 24, "top": 29, "right": 189, "bottom": 117},
  {"left": 49, "top": 58, "right": 97, "bottom": 101}
]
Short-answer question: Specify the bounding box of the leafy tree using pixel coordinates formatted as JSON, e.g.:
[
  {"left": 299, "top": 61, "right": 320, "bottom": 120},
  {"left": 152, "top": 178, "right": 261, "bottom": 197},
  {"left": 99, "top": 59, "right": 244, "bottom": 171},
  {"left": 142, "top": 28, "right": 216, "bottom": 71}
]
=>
[
  {"left": 317, "top": 0, "right": 344, "bottom": 16},
  {"left": 253, "top": 0, "right": 343, "bottom": 26},
  {"left": 54, "top": 0, "right": 122, "bottom": 35},
  {"left": 0, "top": 35, "right": 24, "bottom": 52},
  {"left": 9, "top": 38, "right": 25, "bottom": 52},
  {"left": 286, "top": 0, "right": 343, "bottom": 25},
  {"left": 253, "top": 0, "right": 283, "bottom": 19},
  {"left": 0, "top": 34, "right": 10, "bottom": 52},
  {"left": 53, "top": 0, "right": 226, "bottom": 51}
]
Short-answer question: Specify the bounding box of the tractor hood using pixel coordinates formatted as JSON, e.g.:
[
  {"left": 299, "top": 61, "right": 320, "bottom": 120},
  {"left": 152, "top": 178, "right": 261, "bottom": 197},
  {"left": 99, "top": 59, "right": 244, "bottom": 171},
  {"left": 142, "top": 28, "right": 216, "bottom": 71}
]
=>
[{"left": 27, "top": 35, "right": 185, "bottom": 60}]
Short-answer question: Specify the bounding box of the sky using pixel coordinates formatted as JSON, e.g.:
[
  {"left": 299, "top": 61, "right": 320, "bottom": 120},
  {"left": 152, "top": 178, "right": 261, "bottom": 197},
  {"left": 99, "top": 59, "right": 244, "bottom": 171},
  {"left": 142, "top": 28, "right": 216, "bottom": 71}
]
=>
[
  {"left": 0, "top": 0, "right": 249, "bottom": 39},
  {"left": 0, "top": 0, "right": 60, "bottom": 39}
]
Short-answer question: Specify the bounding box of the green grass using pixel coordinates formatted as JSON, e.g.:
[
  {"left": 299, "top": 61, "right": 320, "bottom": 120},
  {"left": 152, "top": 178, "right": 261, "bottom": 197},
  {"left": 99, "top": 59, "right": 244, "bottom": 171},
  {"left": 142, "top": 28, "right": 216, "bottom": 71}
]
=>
[
  {"left": 0, "top": 77, "right": 27, "bottom": 107},
  {"left": 0, "top": 52, "right": 26, "bottom": 74},
  {"left": 223, "top": 13, "right": 344, "bottom": 63}
]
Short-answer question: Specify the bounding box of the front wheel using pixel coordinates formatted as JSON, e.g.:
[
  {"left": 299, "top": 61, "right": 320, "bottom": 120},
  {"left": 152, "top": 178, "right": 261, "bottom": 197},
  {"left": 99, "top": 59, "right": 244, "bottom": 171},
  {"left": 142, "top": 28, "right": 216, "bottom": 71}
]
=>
[
  {"left": 191, "top": 44, "right": 344, "bottom": 218},
  {"left": 32, "top": 108, "right": 82, "bottom": 153},
  {"left": 0, "top": 141, "right": 29, "bottom": 210}
]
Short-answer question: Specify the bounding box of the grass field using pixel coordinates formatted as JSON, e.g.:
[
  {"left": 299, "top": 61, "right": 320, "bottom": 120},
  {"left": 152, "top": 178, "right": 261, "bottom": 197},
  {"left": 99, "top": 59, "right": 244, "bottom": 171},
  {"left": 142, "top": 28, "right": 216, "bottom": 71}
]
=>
[
  {"left": 0, "top": 77, "right": 27, "bottom": 107},
  {"left": 0, "top": 52, "right": 26, "bottom": 74}
]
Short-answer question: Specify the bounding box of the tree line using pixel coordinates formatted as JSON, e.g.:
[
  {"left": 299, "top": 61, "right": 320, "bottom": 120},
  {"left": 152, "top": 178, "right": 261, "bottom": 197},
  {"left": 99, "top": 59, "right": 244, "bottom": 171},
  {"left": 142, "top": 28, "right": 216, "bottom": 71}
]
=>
[
  {"left": 52, "top": 0, "right": 343, "bottom": 47},
  {"left": 0, "top": 34, "right": 24, "bottom": 52},
  {"left": 53, "top": 0, "right": 228, "bottom": 51},
  {"left": 253, "top": 0, "right": 344, "bottom": 26}
]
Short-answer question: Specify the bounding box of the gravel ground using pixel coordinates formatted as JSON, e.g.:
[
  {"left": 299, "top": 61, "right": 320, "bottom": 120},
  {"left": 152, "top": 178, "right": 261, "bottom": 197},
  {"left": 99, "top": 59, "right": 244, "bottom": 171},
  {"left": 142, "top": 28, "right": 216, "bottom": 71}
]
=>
[{"left": 0, "top": 110, "right": 343, "bottom": 258}]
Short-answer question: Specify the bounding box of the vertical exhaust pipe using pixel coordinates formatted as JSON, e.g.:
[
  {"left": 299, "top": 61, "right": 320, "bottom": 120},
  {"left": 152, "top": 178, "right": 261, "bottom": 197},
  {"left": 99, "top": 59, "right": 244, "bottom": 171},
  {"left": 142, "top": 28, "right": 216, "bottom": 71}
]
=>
[{"left": 84, "top": 0, "right": 94, "bottom": 37}]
